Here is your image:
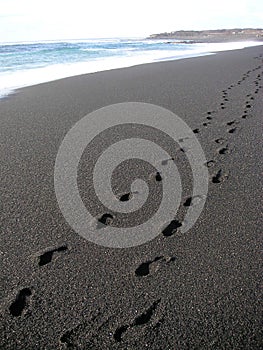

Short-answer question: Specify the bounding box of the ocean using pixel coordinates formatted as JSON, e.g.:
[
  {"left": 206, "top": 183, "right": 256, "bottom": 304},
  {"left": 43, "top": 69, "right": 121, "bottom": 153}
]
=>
[{"left": 0, "top": 38, "right": 260, "bottom": 97}]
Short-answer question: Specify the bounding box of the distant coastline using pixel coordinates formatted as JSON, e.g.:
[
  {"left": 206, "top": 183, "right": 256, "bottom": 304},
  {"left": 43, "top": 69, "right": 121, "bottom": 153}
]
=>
[{"left": 147, "top": 28, "right": 263, "bottom": 43}]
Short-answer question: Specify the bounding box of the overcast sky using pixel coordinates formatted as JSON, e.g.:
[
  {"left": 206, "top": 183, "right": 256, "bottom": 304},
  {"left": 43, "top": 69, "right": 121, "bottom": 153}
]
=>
[{"left": 1, "top": 0, "right": 262, "bottom": 43}]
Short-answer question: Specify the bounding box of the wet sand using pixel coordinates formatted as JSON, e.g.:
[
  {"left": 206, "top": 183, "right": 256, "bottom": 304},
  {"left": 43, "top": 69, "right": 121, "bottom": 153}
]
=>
[{"left": 0, "top": 46, "right": 262, "bottom": 349}]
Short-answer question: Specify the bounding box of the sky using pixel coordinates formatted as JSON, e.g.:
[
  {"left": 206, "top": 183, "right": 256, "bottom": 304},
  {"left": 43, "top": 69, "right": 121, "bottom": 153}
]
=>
[{"left": 0, "top": 0, "right": 263, "bottom": 43}]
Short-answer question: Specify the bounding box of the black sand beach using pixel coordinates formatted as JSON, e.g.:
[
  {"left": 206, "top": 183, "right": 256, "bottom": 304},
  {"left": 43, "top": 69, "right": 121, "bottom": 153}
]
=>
[{"left": 1, "top": 46, "right": 262, "bottom": 349}]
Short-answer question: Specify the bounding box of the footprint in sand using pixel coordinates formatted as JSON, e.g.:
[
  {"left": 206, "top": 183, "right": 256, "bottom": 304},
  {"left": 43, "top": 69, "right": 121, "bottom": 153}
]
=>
[
  {"left": 203, "top": 122, "right": 211, "bottom": 127},
  {"left": 135, "top": 256, "right": 176, "bottom": 277},
  {"left": 212, "top": 169, "right": 229, "bottom": 184},
  {"left": 162, "top": 219, "right": 182, "bottom": 237},
  {"left": 9, "top": 288, "right": 32, "bottom": 317},
  {"left": 228, "top": 128, "right": 237, "bottom": 134},
  {"left": 215, "top": 138, "right": 226, "bottom": 145},
  {"left": 114, "top": 300, "right": 161, "bottom": 342},
  {"left": 205, "top": 160, "right": 215, "bottom": 168},
  {"left": 226, "top": 120, "right": 237, "bottom": 126},
  {"left": 97, "top": 213, "right": 114, "bottom": 228},
  {"left": 218, "top": 146, "right": 229, "bottom": 155},
  {"left": 119, "top": 192, "right": 132, "bottom": 202},
  {"left": 38, "top": 246, "right": 68, "bottom": 266}
]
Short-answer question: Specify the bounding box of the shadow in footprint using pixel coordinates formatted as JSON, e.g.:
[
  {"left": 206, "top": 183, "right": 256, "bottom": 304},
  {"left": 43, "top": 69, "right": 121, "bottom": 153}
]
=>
[
  {"left": 119, "top": 193, "right": 132, "bottom": 202},
  {"left": 226, "top": 120, "right": 236, "bottom": 126},
  {"left": 218, "top": 147, "right": 229, "bottom": 155},
  {"left": 212, "top": 170, "right": 228, "bottom": 184},
  {"left": 114, "top": 300, "right": 161, "bottom": 342},
  {"left": 135, "top": 257, "right": 163, "bottom": 277},
  {"left": 162, "top": 220, "right": 182, "bottom": 237},
  {"left": 39, "top": 246, "right": 68, "bottom": 266},
  {"left": 135, "top": 256, "right": 176, "bottom": 277},
  {"left": 9, "top": 288, "right": 32, "bottom": 317},
  {"left": 228, "top": 128, "right": 237, "bottom": 134},
  {"left": 183, "top": 197, "right": 192, "bottom": 207},
  {"left": 114, "top": 325, "right": 129, "bottom": 342},
  {"left": 155, "top": 172, "right": 162, "bottom": 182},
  {"left": 97, "top": 213, "right": 114, "bottom": 228},
  {"left": 133, "top": 300, "right": 161, "bottom": 326},
  {"left": 183, "top": 195, "right": 203, "bottom": 207}
]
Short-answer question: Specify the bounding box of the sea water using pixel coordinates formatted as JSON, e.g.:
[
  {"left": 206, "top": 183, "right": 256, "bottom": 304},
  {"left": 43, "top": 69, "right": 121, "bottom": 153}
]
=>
[{"left": 0, "top": 38, "right": 260, "bottom": 97}]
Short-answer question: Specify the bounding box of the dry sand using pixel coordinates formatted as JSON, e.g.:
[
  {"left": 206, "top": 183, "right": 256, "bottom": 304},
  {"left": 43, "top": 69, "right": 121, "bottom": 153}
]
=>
[{"left": 0, "top": 46, "right": 262, "bottom": 349}]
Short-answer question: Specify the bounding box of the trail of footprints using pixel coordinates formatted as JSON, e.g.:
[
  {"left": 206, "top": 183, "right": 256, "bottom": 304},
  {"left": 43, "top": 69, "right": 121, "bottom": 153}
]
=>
[
  {"left": 8, "top": 245, "right": 68, "bottom": 317},
  {"left": 82, "top": 57, "right": 263, "bottom": 345},
  {"left": 7, "top": 54, "right": 263, "bottom": 348},
  {"left": 193, "top": 55, "right": 262, "bottom": 184},
  {"left": 146, "top": 55, "right": 263, "bottom": 246},
  {"left": 59, "top": 300, "right": 162, "bottom": 347},
  {"left": 94, "top": 56, "right": 263, "bottom": 230}
]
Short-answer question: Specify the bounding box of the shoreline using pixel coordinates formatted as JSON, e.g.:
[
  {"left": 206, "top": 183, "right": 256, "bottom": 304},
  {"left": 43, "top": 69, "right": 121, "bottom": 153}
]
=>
[
  {"left": 1, "top": 45, "right": 262, "bottom": 349},
  {"left": 1, "top": 41, "right": 262, "bottom": 99}
]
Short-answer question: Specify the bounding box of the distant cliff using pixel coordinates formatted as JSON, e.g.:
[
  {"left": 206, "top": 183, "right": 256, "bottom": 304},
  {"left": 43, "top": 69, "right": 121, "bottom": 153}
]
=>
[{"left": 147, "top": 28, "right": 263, "bottom": 42}]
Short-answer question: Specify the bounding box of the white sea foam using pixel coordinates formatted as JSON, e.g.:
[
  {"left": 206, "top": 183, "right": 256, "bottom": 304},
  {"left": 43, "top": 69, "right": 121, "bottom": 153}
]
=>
[{"left": 0, "top": 41, "right": 261, "bottom": 98}]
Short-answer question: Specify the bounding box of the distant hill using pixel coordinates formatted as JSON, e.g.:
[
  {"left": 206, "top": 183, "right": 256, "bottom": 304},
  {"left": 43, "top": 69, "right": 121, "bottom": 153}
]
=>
[{"left": 147, "top": 28, "right": 263, "bottom": 42}]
